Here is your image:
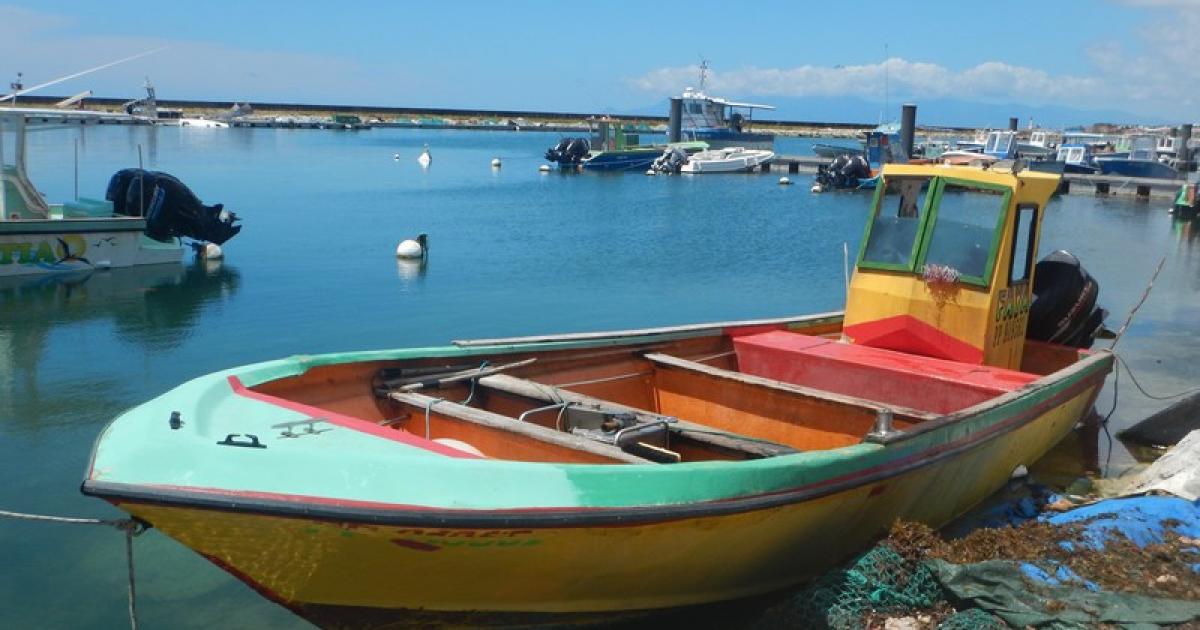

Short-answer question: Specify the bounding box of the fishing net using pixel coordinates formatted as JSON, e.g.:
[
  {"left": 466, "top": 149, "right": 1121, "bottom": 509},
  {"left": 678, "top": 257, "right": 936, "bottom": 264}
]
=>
[
  {"left": 789, "top": 544, "right": 946, "bottom": 629},
  {"left": 937, "top": 608, "right": 1007, "bottom": 630}
]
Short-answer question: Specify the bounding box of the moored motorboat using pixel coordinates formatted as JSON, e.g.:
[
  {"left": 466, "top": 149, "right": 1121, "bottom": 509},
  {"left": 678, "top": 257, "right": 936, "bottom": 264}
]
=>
[
  {"left": 83, "top": 164, "right": 1112, "bottom": 626},
  {"left": 0, "top": 108, "right": 242, "bottom": 277},
  {"left": 544, "top": 119, "right": 706, "bottom": 172},
  {"left": 1094, "top": 135, "right": 1181, "bottom": 180},
  {"left": 678, "top": 146, "right": 774, "bottom": 173}
]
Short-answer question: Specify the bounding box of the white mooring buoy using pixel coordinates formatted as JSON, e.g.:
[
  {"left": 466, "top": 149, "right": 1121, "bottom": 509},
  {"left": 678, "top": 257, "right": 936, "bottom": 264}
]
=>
[
  {"left": 396, "top": 233, "right": 428, "bottom": 259},
  {"left": 811, "top": 183, "right": 824, "bottom": 193},
  {"left": 393, "top": 153, "right": 400, "bottom": 160},
  {"left": 417, "top": 144, "right": 431, "bottom": 167},
  {"left": 645, "top": 169, "right": 657, "bottom": 176},
  {"left": 779, "top": 176, "right": 792, "bottom": 186},
  {"left": 491, "top": 158, "right": 502, "bottom": 168},
  {"left": 538, "top": 164, "right": 551, "bottom": 173}
]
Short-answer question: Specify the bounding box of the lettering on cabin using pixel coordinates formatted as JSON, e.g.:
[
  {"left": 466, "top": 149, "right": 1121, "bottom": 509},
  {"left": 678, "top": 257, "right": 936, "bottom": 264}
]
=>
[{"left": 993, "top": 287, "right": 1032, "bottom": 345}]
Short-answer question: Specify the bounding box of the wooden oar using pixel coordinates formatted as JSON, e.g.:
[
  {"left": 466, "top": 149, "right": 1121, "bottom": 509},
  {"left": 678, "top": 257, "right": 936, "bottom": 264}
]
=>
[{"left": 383, "top": 358, "right": 538, "bottom": 393}]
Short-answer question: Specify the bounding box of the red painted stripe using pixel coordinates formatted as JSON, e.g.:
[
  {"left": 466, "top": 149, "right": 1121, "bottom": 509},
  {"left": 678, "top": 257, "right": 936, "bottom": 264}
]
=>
[
  {"left": 844, "top": 314, "right": 984, "bottom": 364},
  {"left": 227, "top": 375, "right": 482, "bottom": 459}
]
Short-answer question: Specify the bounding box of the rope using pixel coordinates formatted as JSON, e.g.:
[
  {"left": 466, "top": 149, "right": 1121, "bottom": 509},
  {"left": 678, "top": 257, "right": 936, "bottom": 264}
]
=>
[
  {"left": 1110, "top": 255, "right": 1166, "bottom": 351},
  {"left": 1115, "top": 353, "right": 1200, "bottom": 401},
  {"left": 0, "top": 508, "right": 145, "bottom": 629}
]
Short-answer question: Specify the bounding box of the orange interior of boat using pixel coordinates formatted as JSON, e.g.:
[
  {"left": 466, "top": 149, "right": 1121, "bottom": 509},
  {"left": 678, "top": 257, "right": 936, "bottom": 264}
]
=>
[{"left": 248, "top": 328, "right": 1086, "bottom": 465}]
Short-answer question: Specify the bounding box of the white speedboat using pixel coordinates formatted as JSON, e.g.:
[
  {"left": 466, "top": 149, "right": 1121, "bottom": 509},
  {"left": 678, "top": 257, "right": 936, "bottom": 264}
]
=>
[
  {"left": 679, "top": 147, "right": 774, "bottom": 173},
  {"left": 0, "top": 108, "right": 241, "bottom": 277}
]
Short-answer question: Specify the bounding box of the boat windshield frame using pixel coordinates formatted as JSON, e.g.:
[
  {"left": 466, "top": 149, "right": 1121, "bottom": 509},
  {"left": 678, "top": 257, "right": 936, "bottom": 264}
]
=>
[{"left": 858, "top": 175, "right": 1012, "bottom": 288}]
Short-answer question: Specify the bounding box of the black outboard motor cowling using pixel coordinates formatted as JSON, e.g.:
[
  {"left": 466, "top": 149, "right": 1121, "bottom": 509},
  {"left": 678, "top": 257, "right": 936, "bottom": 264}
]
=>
[
  {"left": 1027, "top": 250, "right": 1107, "bottom": 349},
  {"left": 815, "top": 154, "right": 873, "bottom": 190},
  {"left": 105, "top": 169, "right": 242, "bottom": 245},
  {"left": 544, "top": 137, "right": 590, "bottom": 165}
]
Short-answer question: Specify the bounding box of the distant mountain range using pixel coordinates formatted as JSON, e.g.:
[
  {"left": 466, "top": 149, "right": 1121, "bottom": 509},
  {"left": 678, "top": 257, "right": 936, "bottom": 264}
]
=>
[{"left": 612, "top": 95, "right": 1172, "bottom": 129}]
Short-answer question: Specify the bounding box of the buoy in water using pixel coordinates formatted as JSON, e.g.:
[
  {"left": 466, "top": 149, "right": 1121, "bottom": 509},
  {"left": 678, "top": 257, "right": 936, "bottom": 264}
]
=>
[
  {"left": 417, "top": 144, "right": 431, "bottom": 167},
  {"left": 396, "top": 233, "right": 428, "bottom": 259},
  {"left": 779, "top": 177, "right": 792, "bottom": 186},
  {"left": 538, "top": 164, "right": 551, "bottom": 173},
  {"left": 393, "top": 153, "right": 400, "bottom": 160},
  {"left": 645, "top": 169, "right": 657, "bottom": 176},
  {"left": 811, "top": 183, "right": 824, "bottom": 193},
  {"left": 491, "top": 158, "right": 502, "bottom": 168},
  {"left": 190, "top": 241, "right": 223, "bottom": 259}
]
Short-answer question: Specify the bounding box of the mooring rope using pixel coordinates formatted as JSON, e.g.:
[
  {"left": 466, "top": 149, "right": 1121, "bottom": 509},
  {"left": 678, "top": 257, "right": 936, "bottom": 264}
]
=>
[{"left": 0, "top": 508, "right": 146, "bottom": 629}]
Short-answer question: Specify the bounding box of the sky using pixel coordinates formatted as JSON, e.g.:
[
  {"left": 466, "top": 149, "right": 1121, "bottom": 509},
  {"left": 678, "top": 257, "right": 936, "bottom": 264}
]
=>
[{"left": 2, "top": 0, "right": 1198, "bottom": 127}]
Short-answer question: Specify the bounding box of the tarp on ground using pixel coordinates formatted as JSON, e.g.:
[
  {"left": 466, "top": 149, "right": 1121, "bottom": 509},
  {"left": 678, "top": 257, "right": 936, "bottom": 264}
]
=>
[{"left": 929, "top": 558, "right": 1200, "bottom": 629}]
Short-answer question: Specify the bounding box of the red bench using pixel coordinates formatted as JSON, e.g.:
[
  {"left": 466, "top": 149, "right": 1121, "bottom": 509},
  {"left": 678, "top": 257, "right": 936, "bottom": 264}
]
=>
[{"left": 732, "top": 330, "right": 1038, "bottom": 415}]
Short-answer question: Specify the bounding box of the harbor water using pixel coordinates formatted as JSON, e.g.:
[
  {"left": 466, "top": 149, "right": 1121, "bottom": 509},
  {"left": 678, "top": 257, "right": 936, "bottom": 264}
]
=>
[{"left": 1, "top": 126, "right": 1198, "bottom": 627}]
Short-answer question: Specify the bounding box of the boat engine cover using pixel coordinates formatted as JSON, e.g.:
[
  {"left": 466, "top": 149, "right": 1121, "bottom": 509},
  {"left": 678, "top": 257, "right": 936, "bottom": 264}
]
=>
[
  {"left": 106, "top": 169, "right": 242, "bottom": 245},
  {"left": 1026, "top": 250, "right": 1106, "bottom": 349}
]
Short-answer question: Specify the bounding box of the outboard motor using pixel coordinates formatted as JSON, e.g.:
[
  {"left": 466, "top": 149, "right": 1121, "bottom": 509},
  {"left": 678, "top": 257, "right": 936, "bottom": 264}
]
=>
[
  {"left": 814, "top": 154, "right": 873, "bottom": 191},
  {"left": 105, "top": 169, "right": 242, "bottom": 245},
  {"left": 651, "top": 146, "right": 689, "bottom": 174},
  {"left": 544, "top": 137, "right": 590, "bottom": 165},
  {"left": 1026, "top": 250, "right": 1107, "bottom": 349}
]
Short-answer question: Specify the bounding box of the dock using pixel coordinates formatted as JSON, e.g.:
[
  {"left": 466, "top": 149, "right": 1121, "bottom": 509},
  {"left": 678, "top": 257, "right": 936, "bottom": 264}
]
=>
[{"left": 768, "top": 155, "right": 1186, "bottom": 200}]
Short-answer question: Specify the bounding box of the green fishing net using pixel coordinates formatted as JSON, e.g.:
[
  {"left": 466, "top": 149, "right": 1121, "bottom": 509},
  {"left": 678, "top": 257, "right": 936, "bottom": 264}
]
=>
[
  {"left": 937, "top": 607, "right": 1008, "bottom": 630},
  {"left": 788, "top": 544, "right": 947, "bottom": 629}
]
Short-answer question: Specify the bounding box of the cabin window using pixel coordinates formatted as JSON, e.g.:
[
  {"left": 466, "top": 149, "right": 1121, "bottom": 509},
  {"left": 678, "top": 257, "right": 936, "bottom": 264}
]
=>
[
  {"left": 688, "top": 103, "right": 703, "bottom": 115},
  {"left": 860, "top": 176, "right": 932, "bottom": 269},
  {"left": 918, "top": 181, "right": 1010, "bottom": 285},
  {"left": 1009, "top": 204, "right": 1037, "bottom": 285}
]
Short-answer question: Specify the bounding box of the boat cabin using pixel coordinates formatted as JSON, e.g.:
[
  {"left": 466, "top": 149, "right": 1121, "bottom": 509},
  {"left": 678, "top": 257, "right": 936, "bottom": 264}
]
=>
[
  {"left": 983, "top": 131, "right": 1017, "bottom": 159},
  {"left": 844, "top": 164, "right": 1060, "bottom": 370},
  {"left": 1056, "top": 144, "right": 1093, "bottom": 167},
  {"left": 678, "top": 87, "right": 774, "bottom": 134}
]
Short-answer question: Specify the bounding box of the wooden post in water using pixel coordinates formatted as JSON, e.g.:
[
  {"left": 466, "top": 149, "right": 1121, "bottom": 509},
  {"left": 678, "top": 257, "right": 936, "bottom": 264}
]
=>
[
  {"left": 1008, "top": 117, "right": 1018, "bottom": 131},
  {"left": 1177, "top": 123, "right": 1192, "bottom": 177},
  {"left": 668, "top": 98, "right": 682, "bottom": 143}
]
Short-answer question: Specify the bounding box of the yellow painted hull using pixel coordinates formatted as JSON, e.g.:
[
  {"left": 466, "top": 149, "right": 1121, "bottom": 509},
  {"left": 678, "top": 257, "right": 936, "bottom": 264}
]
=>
[{"left": 117, "top": 382, "right": 1098, "bottom": 617}]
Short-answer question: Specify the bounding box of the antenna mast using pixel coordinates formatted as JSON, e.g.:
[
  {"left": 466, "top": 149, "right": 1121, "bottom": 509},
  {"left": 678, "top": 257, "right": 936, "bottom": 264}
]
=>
[
  {"left": 883, "top": 43, "right": 889, "bottom": 123},
  {"left": 699, "top": 59, "right": 709, "bottom": 91},
  {"left": 9, "top": 72, "right": 22, "bottom": 105}
]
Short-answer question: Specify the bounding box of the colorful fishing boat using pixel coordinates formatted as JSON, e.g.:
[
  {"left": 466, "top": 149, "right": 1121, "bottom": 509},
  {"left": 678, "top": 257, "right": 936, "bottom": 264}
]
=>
[{"left": 82, "top": 163, "right": 1113, "bottom": 626}]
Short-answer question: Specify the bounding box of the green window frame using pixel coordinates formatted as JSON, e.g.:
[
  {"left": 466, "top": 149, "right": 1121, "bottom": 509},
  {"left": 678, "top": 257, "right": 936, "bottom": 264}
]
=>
[
  {"left": 857, "top": 176, "right": 1012, "bottom": 288},
  {"left": 856, "top": 176, "right": 935, "bottom": 273}
]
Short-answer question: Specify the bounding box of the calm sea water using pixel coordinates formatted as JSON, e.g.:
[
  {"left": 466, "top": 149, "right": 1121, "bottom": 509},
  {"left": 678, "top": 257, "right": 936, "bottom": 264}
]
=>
[{"left": 1, "top": 126, "right": 1197, "bottom": 628}]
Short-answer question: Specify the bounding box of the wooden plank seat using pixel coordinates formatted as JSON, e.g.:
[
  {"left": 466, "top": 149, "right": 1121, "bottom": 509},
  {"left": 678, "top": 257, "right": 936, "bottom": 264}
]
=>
[
  {"left": 644, "top": 353, "right": 934, "bottom": 451},
  {"left": 732, "top": 330, "right": 1039, "bottom": 415},
  {"left": 477, "top": 374, "right": 797, "bottom": 458},
  {"left": 389, "top": 391, "right": 652, "bottom": 464}
]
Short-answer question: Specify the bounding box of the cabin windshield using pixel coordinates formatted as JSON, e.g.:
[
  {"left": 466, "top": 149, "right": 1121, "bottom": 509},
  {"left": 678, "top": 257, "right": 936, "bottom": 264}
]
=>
[
  {"left": 920, "top": 182, "right": 1008, "bottom": 284},
  {"left": 985, "top": 133, "right": 1013, "bottom": 155},
  {"left": 860, "top": 176, "right": 932, "bottom": 268},
  {"left": 860, "top": 176, "right": 1010, "bottom": 285}
]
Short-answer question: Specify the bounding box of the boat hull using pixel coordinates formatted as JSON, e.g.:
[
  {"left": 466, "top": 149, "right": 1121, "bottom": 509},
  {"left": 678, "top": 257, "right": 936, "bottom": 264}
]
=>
[
  {"left": 580, "top": 150, "right": 662, "bottom": 172},
  {"left": 1095, "top": 158, "right": 1180, "bottom": 180},
  {"left": 0, "top": 219, "right": 181, "bottom": 277},
  {"left": 85, "top": 338, "right": 1108, "bottom": 620}
]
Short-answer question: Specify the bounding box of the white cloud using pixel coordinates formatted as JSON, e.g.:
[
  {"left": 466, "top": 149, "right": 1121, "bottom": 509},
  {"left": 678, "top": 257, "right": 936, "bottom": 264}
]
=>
[
  {"left": 627, "top": 60, "right": 1105, "bottom": 107},
  {"left": 628, "top": 2, "right": 1200, "bottom": 121}
]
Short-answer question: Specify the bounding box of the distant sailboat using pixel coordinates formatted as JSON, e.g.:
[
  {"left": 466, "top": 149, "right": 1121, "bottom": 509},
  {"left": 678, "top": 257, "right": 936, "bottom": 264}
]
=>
[{"left": 417, "top": 145, "right": 431, "bottom": 167}]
